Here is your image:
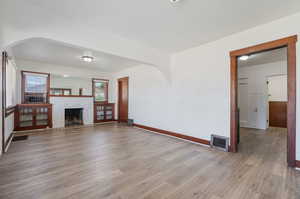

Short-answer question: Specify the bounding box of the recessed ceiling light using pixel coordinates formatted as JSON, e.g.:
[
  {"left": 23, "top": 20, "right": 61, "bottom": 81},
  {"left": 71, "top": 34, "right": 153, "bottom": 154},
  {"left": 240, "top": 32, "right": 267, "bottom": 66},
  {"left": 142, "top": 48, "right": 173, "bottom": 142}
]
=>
[
  {"left": 81, "top": 51, "right": 94, "bottom": 63},
  {"left": 239, "top": 55, "right": 249, "bottom": 61}
]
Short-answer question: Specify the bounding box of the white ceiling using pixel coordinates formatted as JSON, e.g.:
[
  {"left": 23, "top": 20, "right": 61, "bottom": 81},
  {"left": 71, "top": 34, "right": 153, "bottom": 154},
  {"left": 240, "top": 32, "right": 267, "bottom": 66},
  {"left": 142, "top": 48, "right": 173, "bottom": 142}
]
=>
[
  {"left": 2, "top": 0, "right": 300, "bottom": 52},
  {"left": 11, "top": 38, "right": 142, "bottom": 73},
  {"left": 238, "top": 47, "right": 287, "bottom": 67}
]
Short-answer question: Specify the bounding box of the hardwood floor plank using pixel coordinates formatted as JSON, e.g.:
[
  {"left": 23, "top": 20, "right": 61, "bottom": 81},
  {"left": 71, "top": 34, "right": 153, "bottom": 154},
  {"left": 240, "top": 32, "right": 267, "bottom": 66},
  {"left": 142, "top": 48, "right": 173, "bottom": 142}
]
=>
[{"left": 0, "top": 124, "right": 299, "bottom": 199}]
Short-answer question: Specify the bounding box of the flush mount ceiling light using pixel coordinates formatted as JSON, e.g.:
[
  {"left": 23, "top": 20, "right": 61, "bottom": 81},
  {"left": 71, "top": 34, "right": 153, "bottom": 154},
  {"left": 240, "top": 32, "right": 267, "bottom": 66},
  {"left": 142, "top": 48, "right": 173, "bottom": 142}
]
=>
[
  {"left": 170, "top": 0, "right": 182, "bottom": 3},
  {"left": 63, "top": 74, "right": 70, "bottom": 78},
  {"left": 239, "top": 55, "right": 249, "bottom": 61},
  {"left": 81, "top": 51, "right": 94, "bottom": 63}
]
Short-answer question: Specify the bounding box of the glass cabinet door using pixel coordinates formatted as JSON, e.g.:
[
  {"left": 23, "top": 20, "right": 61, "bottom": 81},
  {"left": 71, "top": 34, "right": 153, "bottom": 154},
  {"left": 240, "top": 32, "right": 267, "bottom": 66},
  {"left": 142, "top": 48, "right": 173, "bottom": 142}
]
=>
[{"left": 19, "top": 107, "right": 33, "bottom": 127}]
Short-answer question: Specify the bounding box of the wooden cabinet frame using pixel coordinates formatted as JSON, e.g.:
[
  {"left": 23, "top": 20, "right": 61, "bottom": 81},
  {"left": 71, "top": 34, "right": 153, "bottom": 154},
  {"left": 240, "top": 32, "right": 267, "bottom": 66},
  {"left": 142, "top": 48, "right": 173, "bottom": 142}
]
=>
[
  {"left": 94, "top": 103, "right": 115, "bottom": 123},
  {"left": 14, "top": 104, "right": 53, "bottom": 131}
]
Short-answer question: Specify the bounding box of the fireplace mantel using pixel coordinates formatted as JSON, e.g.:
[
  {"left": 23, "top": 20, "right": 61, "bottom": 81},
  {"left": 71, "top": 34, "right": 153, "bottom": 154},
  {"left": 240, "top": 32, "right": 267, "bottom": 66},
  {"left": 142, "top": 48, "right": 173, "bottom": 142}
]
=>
[{"left": 50, "top": 95, "right": 93, "bottom": 98}]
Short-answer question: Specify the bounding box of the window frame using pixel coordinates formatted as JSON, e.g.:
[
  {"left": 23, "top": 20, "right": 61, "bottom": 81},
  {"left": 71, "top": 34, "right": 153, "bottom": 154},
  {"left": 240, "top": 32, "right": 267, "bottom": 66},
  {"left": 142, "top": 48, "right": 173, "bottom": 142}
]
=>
[
  {"left": 92, "top": 78, "right": 109, "bottom": 104},
  {"left": 21, "top": 70, "right": 50, "bottom": 104},
  {"left": 2, "top": 52, "right": 16, "bottom": 118}
]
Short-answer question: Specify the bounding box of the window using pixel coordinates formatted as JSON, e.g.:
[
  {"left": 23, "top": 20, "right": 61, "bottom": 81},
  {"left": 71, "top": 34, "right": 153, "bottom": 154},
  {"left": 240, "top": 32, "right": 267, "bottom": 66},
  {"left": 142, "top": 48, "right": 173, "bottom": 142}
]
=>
[
  {"left": 22, "top": 71, "right": 50, "bottom": 104},
  {"left": 5, "top": 58, "right": 17, "bottom": 108},
  {"left": 93, "top": 79, "right": 108, "bottom": 103},
  {"left": 2, "top": 51, "right": 17, "bottom": 117}
]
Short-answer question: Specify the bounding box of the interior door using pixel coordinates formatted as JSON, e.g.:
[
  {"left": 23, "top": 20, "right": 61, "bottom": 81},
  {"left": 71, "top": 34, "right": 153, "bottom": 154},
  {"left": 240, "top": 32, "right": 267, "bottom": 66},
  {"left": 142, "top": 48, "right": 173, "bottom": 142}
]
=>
[
  {"left": 268, "top": 75, "right": 287, "bottom": 128},
  {"left": 118, "top": 77, "right": 129, "bottom": 122},
  {"left": 238, "top": 78, "right": 249, "bottom": 127}
]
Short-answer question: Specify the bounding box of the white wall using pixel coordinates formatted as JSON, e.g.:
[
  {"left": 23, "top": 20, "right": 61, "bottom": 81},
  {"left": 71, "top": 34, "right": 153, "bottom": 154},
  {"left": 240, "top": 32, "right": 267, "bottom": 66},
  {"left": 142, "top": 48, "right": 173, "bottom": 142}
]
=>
[
  {"left": 4, "top": 114, "right": 14, "bottom": 145},
  {"left": 113, "top": 12, "right": 300, "bottom": 161},
  {"left": 238, "top": 61, "right": 287, "bottom": 129},
  {"left": 51, "top": 76, "right": 92, "bottom": 96}
]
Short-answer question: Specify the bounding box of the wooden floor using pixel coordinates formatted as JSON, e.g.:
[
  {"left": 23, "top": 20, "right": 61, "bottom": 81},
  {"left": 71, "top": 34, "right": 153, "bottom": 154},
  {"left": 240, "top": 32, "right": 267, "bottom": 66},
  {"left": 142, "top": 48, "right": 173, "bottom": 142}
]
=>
[{"left": 0, "top": 124, "right": 299, "bottom": 199}]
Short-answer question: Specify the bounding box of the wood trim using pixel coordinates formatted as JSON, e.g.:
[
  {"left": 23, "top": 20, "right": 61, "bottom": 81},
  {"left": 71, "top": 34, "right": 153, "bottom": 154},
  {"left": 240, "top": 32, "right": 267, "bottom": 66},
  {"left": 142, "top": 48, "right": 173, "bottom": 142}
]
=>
[
  {"left": 49, "top": 95, "right": 93, "bottom": 98},
  {"left": 21, "top": 71, "right": 25, "bottom": 103},
  {"left": 230, "top": 55, "right": 238, "bottom": 153},
  {"left": 16, "top": 104, "right": 52, "bottom": 107},
  {"left": 4, "top": 132, "right": 13, "bottom": 151},
  {"left": 296, "top": 160, "right": 300, "bottom": 168},
  {"left": 21, "top": 70, "right": 50, "bottom": 104},
  {"left": 134, "top": 123, "right": 210, "bottom": 146},
  {"left": 5, "top": 105, "right": 16, "bottom": 117},
  {"left": 287, "top": 40, "right": 297, "bottom": 167},
  {"left": 230, "top": 35, "right": 297, "bottom": 167},
  {"left": 2, "top": 51, "right": 7, "bottom": 153},
  {"left": 230, "top": 35, "right": 297, "bottom": 57},
  {"left": 21, "top": 70, "right": 51, "bottom": 75},
  {"left": 48, "top": 105, "right": 53, "bottom": 128}
]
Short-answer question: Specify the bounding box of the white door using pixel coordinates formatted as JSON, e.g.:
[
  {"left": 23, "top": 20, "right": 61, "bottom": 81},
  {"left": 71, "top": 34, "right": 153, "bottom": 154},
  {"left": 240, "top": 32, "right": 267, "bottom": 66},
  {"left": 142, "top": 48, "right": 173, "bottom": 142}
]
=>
[
  {"left": 267, "top": 75, "right": 287, "bottom": 102},
  {"left": 238, "top": 79, "right": 248, "bottom": 127},
  {"left": 248, "top": 94, "right": 266, "bottom": 129},
  {"left": 238, "top": 78, "right": 266, "bottom": 129}
]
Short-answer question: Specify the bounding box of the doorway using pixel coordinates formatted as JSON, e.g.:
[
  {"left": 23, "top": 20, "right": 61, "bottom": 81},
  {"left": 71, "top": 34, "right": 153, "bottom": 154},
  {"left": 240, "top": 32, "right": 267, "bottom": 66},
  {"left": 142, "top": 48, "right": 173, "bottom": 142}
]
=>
[
  {"left": 230, "top": 35, "right": 297, "bottom": 167},
  {"left": 118, "top": 77, "right": 129, "bottom": 123}
]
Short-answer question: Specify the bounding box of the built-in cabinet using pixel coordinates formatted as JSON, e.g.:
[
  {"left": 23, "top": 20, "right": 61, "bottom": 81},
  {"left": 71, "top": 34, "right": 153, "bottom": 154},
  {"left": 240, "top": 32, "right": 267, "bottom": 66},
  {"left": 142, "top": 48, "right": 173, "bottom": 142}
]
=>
[
  {"left": 14, "top": 104, "right": 53, "bottom": 131},
  {"left": 94, "top": 103, "right": 115, "bottom": 123}
]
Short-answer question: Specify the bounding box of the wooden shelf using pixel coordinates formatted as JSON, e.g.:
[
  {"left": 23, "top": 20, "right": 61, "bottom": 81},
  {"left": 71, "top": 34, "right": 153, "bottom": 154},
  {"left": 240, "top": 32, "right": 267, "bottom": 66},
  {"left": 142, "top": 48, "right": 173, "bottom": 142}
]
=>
[{"left": 49, "top": 95, "right": 92, "bottom": 98}]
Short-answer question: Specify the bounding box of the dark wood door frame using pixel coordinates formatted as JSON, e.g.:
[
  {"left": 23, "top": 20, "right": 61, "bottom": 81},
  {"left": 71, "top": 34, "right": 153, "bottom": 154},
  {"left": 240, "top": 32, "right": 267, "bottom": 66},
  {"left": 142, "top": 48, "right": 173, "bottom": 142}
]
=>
[
  {"left": 118, "top": 77, "right": 129, "bottom": 122},
  {"left": 1, "top": 52, "right": 7, "bottom": 153},
  {"left": 230, "top": 35, "right": 297, "bottom": 167}
]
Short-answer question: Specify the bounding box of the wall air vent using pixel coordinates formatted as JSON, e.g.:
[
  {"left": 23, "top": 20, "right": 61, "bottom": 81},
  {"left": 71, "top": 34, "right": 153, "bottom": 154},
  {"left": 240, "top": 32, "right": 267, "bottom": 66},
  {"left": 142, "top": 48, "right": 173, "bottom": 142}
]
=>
[{"left": 210, "top": 134, "right": 229, "bottom": 152}]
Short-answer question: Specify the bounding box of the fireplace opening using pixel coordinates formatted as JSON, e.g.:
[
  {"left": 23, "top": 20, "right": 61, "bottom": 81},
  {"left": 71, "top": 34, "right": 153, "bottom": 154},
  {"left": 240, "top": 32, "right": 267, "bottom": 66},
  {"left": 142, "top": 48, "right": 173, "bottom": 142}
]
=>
[{"left": 65, "top": 108, "right": 83, "bottom": 127}]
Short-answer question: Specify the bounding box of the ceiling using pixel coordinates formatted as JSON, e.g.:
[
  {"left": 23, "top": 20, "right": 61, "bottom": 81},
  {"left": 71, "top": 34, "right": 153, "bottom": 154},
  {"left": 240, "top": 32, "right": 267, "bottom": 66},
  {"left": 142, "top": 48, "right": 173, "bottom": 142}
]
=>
[
  {"left": 11, "top": 38, "right": 142, "bottom": 73},
  {"left": 238, "top": 47, "right": 287, "bottom": 67},
  {"left": 2, "top": 0, "right": 300, "bottom": 52}
]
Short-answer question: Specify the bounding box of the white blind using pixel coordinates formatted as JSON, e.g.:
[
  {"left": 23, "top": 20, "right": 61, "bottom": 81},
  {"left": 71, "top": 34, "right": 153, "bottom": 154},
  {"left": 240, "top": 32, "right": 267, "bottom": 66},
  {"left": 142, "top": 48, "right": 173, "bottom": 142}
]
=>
[{"left": 6, "top": 59, "right": 17, "bottom": 107}]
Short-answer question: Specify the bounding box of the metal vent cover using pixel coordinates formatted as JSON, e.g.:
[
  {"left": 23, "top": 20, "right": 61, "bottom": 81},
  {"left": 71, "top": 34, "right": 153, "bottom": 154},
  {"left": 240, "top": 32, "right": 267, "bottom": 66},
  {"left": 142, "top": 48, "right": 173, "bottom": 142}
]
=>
[
  {"left": 127, "top": 119, "right": 134, "bottom": 126},
  {"left": 211, "top": 134, "right": 229, "bottom": 152}
]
